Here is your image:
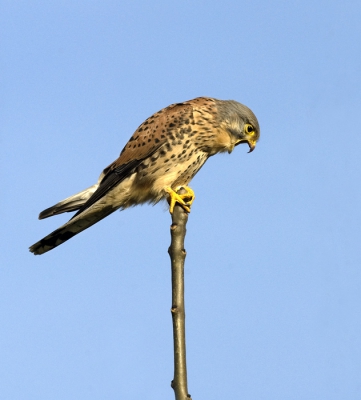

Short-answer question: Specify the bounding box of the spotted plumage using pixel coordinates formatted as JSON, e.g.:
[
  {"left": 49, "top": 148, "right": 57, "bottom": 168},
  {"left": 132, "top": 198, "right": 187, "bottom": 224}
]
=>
[{"left": 30, "top": 97, "right": 260, "bottom": 255}]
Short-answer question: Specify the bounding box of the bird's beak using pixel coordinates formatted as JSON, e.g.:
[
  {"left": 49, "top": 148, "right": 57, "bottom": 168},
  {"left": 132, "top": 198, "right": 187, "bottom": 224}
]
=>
[
  {"left": 247, "top": 139, "right": 256, "bottom": 153},
  {"left": 235, "top": 138, "right": 257, "bottom": 153}
]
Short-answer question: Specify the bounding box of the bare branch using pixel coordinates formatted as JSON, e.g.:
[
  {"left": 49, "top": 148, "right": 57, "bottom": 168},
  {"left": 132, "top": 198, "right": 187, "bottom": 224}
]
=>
[{"left": 168, "top": 194, "right": 192, "bottom": 400}]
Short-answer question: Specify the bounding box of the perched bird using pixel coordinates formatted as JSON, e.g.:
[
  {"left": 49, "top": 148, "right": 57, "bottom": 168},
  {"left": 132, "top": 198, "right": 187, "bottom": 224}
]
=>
[{"left": 30, "top": 97, "right": 260, "bottom": 255}]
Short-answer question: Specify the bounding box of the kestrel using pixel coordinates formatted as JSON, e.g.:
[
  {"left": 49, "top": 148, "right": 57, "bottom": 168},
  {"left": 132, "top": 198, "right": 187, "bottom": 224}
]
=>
[{"left": 30, "top": 97, "right": 260, "bottom": 255}]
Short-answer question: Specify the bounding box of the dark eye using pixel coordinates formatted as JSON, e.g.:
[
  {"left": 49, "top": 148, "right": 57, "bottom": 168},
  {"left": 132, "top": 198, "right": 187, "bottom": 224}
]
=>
[{"left": 247, "top": 125, "right": 254, "bottom": 133}]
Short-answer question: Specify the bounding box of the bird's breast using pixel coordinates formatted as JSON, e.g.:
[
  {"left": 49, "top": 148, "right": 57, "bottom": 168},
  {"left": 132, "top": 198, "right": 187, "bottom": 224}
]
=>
[{"left": 133, "top": 141, "right": 208, "bottom": 201}]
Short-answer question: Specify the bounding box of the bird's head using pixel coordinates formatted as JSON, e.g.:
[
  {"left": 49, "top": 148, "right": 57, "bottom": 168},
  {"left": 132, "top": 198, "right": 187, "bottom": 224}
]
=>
[{"left": 215, "top": 99, "right": 260, "bottom": 153}]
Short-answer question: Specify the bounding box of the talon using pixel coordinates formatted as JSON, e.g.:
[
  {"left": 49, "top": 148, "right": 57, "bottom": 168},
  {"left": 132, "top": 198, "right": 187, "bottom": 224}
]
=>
[{"left": 165, "top": 186, "right": 195, "bottom": 214}]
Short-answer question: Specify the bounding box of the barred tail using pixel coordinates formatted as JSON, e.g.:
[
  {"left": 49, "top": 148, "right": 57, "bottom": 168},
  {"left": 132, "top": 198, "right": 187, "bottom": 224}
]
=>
[{"left": 29, "top": 203, "right": 116, "bottom": 255}]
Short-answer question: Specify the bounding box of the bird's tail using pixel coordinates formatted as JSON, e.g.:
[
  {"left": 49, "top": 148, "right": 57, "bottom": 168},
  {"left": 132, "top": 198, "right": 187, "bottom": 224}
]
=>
[
  {"left": 38, "top": 184, "right": 98, "bottom": 219},
  {"left": 29, "top": 202, "right": 116, "bottom": 255}
]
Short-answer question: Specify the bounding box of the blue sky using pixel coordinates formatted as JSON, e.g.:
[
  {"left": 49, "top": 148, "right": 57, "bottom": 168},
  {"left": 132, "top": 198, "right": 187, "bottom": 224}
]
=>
[{"left": 1, "top": 1, "right": 360, "bottom": 399}]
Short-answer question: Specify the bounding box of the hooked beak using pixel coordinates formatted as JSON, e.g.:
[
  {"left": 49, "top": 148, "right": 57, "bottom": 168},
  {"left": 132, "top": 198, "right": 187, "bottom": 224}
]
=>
[
  {"left": 247, "top": 139, "right": 256, "bottom": 153},
  {"left": 235, "top": 139, "right": 256, "bottom": 153}
]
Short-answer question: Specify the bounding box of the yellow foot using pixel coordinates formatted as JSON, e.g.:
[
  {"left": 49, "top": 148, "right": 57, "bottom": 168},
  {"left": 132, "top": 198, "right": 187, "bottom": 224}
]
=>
[{"left": 165, "top": 186, "right": 195, "bottom": 214}]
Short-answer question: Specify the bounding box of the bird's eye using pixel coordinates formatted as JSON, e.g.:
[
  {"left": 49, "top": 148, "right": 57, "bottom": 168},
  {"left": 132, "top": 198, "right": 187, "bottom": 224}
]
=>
[{"left": 245, "top": 124, "right": 254, "bottom": 134}]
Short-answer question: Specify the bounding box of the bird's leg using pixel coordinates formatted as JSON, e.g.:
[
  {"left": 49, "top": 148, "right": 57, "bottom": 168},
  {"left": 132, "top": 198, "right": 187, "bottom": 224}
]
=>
[{"left": 165, "top": 186, "right": 195, "bottom": 214}]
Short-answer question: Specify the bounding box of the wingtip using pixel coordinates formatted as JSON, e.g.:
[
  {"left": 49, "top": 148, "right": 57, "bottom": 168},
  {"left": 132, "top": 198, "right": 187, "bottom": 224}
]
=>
[{"left": 38, "top": 208, "right": 55, "bottom": 220}]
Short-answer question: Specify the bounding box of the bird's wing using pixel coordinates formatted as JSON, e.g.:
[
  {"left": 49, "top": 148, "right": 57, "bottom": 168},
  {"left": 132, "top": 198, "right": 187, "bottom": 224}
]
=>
[{"left": 72, "top": 102, "right": 193, "bottom": 218}]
